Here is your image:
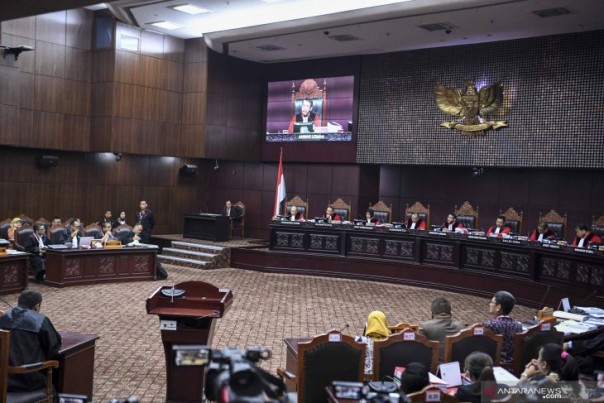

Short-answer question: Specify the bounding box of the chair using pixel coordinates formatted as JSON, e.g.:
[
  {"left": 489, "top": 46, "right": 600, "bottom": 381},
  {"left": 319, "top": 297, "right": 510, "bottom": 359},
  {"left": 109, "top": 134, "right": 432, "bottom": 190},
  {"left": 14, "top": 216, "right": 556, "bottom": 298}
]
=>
[
  {"left": 408, "top": 385, "right": 460, "bottom": 403},
  {"left": 50, "top": 226, "right": 68, "bottom": 245},
  {"left": 369, "top": 201, "right": 392, "bottom": 224},
  {"left": 373, "top": 330, "right": 439, "bottom": 380},
  {"left": 291, "top": 79, "right": 327, "bottom": 127},
  {"left": 284, "top": 195, "right": 309, "bottom": 218},
  {"left": 404, "top": 202, "right": 431, "bottom": 227},
  {"left": 592, "top": 214, "right": 604, "bottom": 238},
  {"left": 499, "top": 207, "right": 523, "bottom": 234},
  {"left": 328, "top": 198, "right": 352, "bottom": 222},
  {"left": 443, "top": 324, "right": 502, "bottom": 369},
  {"left": 13, "top": 226, "right": 33, "bottom": 252},
  {"left": 538, "top": 209, "right": 567, "bottom": 239},
  {"left": 18, "top": 214, "right": 34, "bottom": 226},
  {"left": 230, "top": 201, "right": 246, "bottom": 238},
  {"left": 0, "top": 329, "right": 59, "bottom": 403},
  {"left": 388, "top": 322, "right": 419, "bottom": 333},
  {"left": 83, "top": 224, "right": 103, "bottom": 239},
  {"left": 510, "top": 320, "right": 564, "bottom": 376},
  {"left": 0, "top": 219, "right": 11, "bottom": 240},
  {"left": 454, "top": 201, "right": 480, "bottom": 229},
  {"left": 114, "top": 224, "right": 134, "bottom": 243},
  {"left": 277, "top": 331, "right": 365, "bottom": 403}
]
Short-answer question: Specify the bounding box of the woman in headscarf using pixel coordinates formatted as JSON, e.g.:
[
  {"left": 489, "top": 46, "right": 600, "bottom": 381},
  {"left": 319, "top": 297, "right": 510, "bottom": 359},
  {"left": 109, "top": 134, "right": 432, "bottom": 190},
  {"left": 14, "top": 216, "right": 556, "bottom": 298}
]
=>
[{"left": 355, "top": 310, "right": 391, "bottom": 375}]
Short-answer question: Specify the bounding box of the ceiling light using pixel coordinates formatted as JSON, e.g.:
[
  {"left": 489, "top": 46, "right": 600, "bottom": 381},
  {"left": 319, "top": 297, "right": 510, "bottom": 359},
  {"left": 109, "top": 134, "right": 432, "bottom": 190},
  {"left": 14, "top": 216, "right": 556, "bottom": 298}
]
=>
[
  {"left": 148, "top": 21, "right": 183, "bottom": 30},
  {"left": 171, "top": 4, "right": 210, "bottom": 15}
]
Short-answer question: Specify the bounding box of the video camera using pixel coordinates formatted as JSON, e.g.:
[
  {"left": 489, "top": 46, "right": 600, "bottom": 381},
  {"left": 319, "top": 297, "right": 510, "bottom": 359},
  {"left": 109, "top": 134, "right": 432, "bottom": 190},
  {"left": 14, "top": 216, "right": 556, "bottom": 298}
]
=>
[
  {"left": 173, "top": 345, "right": 290, "bottom": 403},
  {"left": 332, "top": 381, "right": 409, "bottom": 403}
]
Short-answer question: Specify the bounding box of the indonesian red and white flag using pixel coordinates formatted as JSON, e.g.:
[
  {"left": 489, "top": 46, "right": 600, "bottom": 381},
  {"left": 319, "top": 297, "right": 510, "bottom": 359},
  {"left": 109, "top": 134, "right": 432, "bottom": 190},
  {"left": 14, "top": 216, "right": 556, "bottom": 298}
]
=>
[{"left": 273, "top": 149, "right": 286, "bottom": 217}]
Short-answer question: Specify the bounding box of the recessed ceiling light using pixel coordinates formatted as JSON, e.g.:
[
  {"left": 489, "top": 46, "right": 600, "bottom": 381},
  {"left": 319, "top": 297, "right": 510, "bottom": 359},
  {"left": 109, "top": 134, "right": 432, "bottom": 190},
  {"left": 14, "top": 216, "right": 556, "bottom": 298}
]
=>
[
  {"left": 171, "top": 4, "right": 210, "bottom": 15},
  {"left": 148, "top": 21, "right": 183, "bottom": 30}
]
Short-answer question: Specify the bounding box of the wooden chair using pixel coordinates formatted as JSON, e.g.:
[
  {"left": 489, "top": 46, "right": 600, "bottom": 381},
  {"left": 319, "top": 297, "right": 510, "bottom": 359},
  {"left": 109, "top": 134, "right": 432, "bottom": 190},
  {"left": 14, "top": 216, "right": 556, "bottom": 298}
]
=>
[
  {"left": 538, "top": 209, "right": 567, "bottom": 240},
  {"left": 592, "top": 214, "right": 604, "bottom": 238},
  {"left": 510, "top": 320, "right": 564, "bottom": 376},
  {"left": 0, "top": 219, "right": 10, "bottom": 240},
  {"left": 373, "top": 330, "right": 439, "bottom": 380},
  {"left": 328, "top": 198, "right": 352, "bottom": 222},
  {"left": 13, "top": 226, "right": 33, "bottom": 252},
  {"left": 388, "top": 322, "right": 419, "bottom": 333},
  {"left": 408, "top": 385, "right": 460, "bottom": 403},
  {"left": 405, "top": 202, "right": 431, "bottom": 227},
  {"left": 284, "top": 195, "right": 309, "bottom": 219},
  {"left": 0, "top": 329, "right": 59, "bottom": 403},
  {"left": 230, "top": 201, "right": 246, "bottom": 238},
  {"left": 277, "top": 331, "right": 365, "bottom": 403},
  {"left": 84, "top": 223, "right": 103, "bottom": 239},
  {"left": 369, "top": 201, "right": 392, "bottom": 224},
  {"left": 443, "top": 324, "right": 502, "bottom": 369},
  {"left": 499, "top": 207, "right": 524, "bottom": 234},
  {"left": 49, "top": 225, "right": 68, "bottom": 245},
  {"left": 454, "top": 201, "right": 479, "bottom": 229}
]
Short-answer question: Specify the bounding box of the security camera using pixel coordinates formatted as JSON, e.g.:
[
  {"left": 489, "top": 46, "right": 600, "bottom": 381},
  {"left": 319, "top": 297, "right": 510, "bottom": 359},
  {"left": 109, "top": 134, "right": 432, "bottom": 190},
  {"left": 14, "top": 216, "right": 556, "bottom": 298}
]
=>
[
  {"left": 323, "top": 31, "right": 330, "bottom": 36},
  {"left": 445, "top": 29, "right": 452, "bottom": 34}
]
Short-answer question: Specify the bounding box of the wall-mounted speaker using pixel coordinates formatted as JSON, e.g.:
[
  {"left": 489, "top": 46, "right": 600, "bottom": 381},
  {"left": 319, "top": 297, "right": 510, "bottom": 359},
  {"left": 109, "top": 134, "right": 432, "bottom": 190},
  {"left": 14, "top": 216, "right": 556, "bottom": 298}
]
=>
[
  {"left": 179, "top": 164, "right": 198, "bottom": 176},
  {"left": 37, "top": 155, "right": 59, "bottom": 168}
]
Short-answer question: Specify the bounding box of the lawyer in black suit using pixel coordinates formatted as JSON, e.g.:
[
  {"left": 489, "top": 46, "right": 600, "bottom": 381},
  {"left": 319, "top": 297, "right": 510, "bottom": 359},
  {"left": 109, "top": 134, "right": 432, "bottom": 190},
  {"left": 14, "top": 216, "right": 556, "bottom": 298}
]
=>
[
  {"left": 135, "top": 200, "right": 155, "bottom": 241},
  {"left": 24, "top": 223, "right": 48, "bottom": 282}
]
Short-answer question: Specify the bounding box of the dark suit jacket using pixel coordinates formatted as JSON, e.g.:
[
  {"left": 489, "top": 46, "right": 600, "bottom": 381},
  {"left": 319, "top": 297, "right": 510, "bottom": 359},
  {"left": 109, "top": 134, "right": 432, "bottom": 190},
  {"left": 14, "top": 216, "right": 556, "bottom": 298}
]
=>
[
  {"left": 124, "top": 232, "right": 149, "bottom": 244},
  {"left": 24, "top": 233, "right": 47, "bottom": 255},
  {"left": 222, "top": 205, "right": 241, "bottom": 219},
  {"left": 136, "top": 210, "right": 155, "bottom": 235},
  {"left": 99, "top": 217, "right": 118, "bottom": 228}
]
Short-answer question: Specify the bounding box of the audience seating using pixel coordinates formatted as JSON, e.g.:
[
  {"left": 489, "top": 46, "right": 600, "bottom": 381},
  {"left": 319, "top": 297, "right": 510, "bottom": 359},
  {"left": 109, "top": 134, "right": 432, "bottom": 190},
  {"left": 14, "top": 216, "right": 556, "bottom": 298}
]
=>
[
  {"left": 443, "top": 324, "right": 502, "bottom": 369},
  {"left": 454, "top": 201, "right": 479, "bottom": 229},
  {"left": 0, "top": 329, "right": 60, "bottom": 403},
  {"left": 0, "top": 219, "right": 10, "bottom": 239},
  {"left": 18, "top": 214, "right": 33, "bottom": 226},
  {"left": 538, "top": 209, "right": 567, "bottom": 239},
  {"left": 13, "top": 226, "right": 33, "bottom": 252},
  {"left": 405, "top": 202, "right": 431, "bottom": 227},
  {"left": 230, "top": 201, "right": 245, "bottom": 238},
  {"left": 388, "top": 322, "right": 419, "bottom": 333},
  {"left": 408, "top": 385, "right": 460, "bottom": 403},
  {"left": 369, "top": 201, "right": 392, "bottom": 224},
  {"left": 510, "top": 320, "right": 564, "bottom": 377},
  {"left": 84, "top": 224, "right": 102, "bottom": 239},
  {"left": 114, "top": 224, "right": 134, "bottom": 243},
  {"left": 373, "top": 330, "right": 439, "bottom": 380},
  {"left": 284, "top": 195, "right": 309, "bottom": 218},
  {"left": 328, "top": 198, "right": 352, "bottom": 221},
  {"left": 50, "top": 226, "right": 68, "bottom": 245},
  {"left": 499, "top": 207, "right": 523, "bottom": 234},
  {"left": 277, "top": 331, "right": 365, "bottom": 403},
  {"left": 592, "top": 214, "right": 604, "bottom": 238}
]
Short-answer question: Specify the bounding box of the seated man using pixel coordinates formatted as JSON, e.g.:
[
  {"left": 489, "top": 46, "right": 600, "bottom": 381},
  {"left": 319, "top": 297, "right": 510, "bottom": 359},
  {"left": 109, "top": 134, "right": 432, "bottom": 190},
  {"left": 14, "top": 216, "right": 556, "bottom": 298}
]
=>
[
  {"left": 62, "top": 218, "right": 83, "bottom": 246},
  {"left": 125, "top": 223, "right": 149, "bottom": 244},
  {"left": 418, "top": 298, "right": 465, "bottom": 361},
  {"left": 100, "top": 222, "right": 116, "bottom": 243},
  {"left": 365, "top": 210, "right": 380, "bottom": 225},
  {"left": 50, "top": 216, "right": 62, "bottom": 228},
  {"left": 442, "top": 213, "right": 463, "bottom": 231},
  {"left": 24, "top": 223, "right": 48, "bottom": 283},
  {"left": 221, "top": 200, "right": 241, "bottom": 220},
  {"left": 286, "top": 206, "right": 304, "bottom": 221},
  {"left": 486, "top": 215, "right": 511, "bottom": 237},
  {"left": 529, "top": 222, "right": 556, "bottom": 242},
  {"left": 0, "top": 289, "right": 62, "bottom": 393},
  {"left": 483, "top": 291, "right": 523, "bottom": 363},
  {"left": 288, "top": 98, "right": 320, "bottom": 134},
  {"left": 571, "top": 223, "right": 602, "bottom": 248},
  {"left": 99, "top": 210, "right": 117, "bottom": 229},
  {"left": 323, "top": 206, "right": 341, "bottom": 222},
  {"left": 406, "top": 213, "right": 426, "bottom": 230}
]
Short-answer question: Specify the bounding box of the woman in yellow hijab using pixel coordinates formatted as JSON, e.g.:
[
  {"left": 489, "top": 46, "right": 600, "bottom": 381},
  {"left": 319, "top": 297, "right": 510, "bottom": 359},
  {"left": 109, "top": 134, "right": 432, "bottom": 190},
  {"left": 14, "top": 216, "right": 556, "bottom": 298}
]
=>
[{"left": 355, "top": 310, "right": 391, "bottom": 375}]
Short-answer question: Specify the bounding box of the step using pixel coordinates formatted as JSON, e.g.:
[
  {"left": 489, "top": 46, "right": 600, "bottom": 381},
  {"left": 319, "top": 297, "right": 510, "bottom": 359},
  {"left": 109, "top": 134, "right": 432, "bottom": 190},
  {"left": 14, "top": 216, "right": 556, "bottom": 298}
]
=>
[
  {"left": 162, "top": 247, "right": 215, "bottom": 259},
  {"left": 172, "top": 241, "right": 224, "bottom": 253},
  {"left": 158, "top": 254, "right": 208, "bottom": 269}
]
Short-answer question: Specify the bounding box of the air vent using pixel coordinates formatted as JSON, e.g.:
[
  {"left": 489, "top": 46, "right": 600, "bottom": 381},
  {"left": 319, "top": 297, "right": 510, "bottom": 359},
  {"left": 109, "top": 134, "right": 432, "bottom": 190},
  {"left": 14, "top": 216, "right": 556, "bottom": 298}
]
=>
[
  {"left": 418, "top": 22, "right": 456, "bottom": 32},
  {"left": 532, "top": 7, "right": 572, "bottom": 18},
  {"left": 254, "top": 44, "right": 286, "bottom": 51},
  {"left": 328, "top": 34, "right": 361, "bottom": 42}
]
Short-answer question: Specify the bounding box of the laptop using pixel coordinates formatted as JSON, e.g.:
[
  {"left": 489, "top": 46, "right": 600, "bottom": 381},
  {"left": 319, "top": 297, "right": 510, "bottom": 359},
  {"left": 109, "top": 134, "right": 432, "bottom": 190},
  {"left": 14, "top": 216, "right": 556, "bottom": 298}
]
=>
[{"left": 79, "top": 236, "right": 94, "bottom": 248}]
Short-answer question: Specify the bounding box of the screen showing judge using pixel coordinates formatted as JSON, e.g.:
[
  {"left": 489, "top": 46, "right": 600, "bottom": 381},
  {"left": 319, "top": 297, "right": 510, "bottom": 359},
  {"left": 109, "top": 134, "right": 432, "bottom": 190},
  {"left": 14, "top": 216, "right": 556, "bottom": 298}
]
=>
[{"left": 288, "top": 98, "right": 320, "bottom": 134}]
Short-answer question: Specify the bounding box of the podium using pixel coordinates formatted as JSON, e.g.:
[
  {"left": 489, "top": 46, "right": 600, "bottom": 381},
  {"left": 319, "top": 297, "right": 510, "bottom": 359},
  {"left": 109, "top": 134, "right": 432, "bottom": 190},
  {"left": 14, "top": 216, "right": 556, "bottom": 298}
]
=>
[{"left": 146, "top": 281, "right": 233, "bottom": 402}]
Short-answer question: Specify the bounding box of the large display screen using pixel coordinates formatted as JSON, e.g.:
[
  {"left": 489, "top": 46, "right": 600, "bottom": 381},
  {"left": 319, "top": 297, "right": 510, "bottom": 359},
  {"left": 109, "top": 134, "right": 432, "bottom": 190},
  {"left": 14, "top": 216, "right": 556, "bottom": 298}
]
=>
[{"left": 265, "top": 76, "right": 354, "bottom": 142}]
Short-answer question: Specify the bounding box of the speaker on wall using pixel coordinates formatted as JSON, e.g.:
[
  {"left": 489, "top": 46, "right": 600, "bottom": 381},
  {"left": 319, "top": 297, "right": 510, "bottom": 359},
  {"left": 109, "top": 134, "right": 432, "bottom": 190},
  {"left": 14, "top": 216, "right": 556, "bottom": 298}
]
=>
[
  {"left": 179, "top": 164, "right": 198, "bottom": 176},
  {"left": 37, "top": 155, "right": 59, "bottom": 168}
]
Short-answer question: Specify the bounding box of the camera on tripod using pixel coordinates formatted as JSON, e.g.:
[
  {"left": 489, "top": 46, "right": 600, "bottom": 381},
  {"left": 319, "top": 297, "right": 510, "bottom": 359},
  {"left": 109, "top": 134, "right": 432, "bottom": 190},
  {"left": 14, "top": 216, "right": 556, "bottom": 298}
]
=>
[{"left": 173, "top": 345, "right": 290, "bottom": 403}]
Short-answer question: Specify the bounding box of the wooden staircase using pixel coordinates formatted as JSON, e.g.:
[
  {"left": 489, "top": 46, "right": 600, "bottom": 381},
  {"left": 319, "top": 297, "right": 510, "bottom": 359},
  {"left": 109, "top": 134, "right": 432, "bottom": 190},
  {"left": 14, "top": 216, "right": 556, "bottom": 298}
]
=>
[{"left": 157, "top": 240, "right": 230, "bottom": 270}]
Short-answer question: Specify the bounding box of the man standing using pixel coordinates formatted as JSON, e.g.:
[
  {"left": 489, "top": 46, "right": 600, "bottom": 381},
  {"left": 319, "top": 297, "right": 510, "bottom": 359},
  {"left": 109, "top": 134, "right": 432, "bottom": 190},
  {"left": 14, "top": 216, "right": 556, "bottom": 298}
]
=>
[
  {"left": 136, "top": 200, "right": 155, "bottom": 242},
  {"left": 221, "top": 200, "right": 241, "bottom": 220},
  {"left": 0, "top": 289, "right": 62, "bottom": 392},
  {"left": 24, "top": 223, "right": 48, "bottom": 283}
]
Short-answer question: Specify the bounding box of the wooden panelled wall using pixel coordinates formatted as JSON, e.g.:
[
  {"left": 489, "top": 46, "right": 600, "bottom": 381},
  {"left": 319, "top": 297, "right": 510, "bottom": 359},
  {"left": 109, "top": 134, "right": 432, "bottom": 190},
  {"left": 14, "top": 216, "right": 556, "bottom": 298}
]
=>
[
  {"left": 208, "top": 160, "right": 604, "bottom": 240},
  {"left": 0, "top": 147, "right": 206, "bottom": 235}
]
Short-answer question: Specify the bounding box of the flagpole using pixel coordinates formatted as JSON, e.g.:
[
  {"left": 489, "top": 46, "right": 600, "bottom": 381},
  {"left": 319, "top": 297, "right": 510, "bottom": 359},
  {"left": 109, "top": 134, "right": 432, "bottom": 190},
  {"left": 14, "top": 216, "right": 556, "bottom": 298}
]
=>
[{"left": 274, "top": 148, "right": 286, "bottom": 218}]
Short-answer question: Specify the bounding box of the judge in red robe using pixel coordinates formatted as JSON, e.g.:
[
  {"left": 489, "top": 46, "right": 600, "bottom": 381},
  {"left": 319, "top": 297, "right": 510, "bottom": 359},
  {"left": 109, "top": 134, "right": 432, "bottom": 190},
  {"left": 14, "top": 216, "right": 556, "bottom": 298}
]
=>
[
  {"left": 406, "top": 213, "right": 426, "bottom": 230},
  {"left": 571, "top": 224, "right": 602, "bottom": 248},
  {"left": 442, "top": 213, "right": 463, "bottom": 231},
  {"left": 323, "top": 206, "right": 341, "bottom": 222},
  {"left": 486, "top": 216, "right": 511, "bottom": 238},
  {"left": 529, "top": 222, "right": 556, "bottom": 242}
]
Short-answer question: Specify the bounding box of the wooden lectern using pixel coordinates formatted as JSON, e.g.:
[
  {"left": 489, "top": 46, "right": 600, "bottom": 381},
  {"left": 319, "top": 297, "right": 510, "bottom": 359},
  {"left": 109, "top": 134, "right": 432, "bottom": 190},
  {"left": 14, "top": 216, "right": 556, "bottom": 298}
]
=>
[{"left": 146, "top": 281, "right": 233, "bottom": 402}]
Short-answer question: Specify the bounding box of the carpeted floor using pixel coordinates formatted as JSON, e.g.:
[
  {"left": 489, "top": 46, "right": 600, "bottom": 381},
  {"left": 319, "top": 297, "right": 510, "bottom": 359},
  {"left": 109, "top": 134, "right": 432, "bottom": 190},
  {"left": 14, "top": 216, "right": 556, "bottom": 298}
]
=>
[{"left": 0, "top": 265, "right": 535, "bottom": 402}]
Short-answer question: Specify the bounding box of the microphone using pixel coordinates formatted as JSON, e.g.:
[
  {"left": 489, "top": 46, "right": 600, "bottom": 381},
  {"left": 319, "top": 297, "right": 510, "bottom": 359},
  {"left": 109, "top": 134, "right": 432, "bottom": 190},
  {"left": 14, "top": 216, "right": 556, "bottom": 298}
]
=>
[
  {"left": 339, "top": 324, "right": 349, "bottom": 334},
  {"left": 170, "top": 285, "right": 176, "bottom": 303}
]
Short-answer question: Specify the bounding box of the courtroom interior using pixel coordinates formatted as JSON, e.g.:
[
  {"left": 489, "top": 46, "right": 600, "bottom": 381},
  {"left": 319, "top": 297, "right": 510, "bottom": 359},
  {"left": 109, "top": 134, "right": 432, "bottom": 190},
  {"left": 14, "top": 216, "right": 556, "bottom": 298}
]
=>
[{"left": 1, "top": 0, "right": 604, "bottom": 401}]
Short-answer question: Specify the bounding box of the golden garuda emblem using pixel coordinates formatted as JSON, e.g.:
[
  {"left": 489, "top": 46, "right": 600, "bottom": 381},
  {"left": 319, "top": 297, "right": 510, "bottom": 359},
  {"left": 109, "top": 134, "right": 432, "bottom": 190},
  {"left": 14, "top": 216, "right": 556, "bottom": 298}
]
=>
[{"left": 434, "top": 80, "right": 507, "bottom": 135}]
